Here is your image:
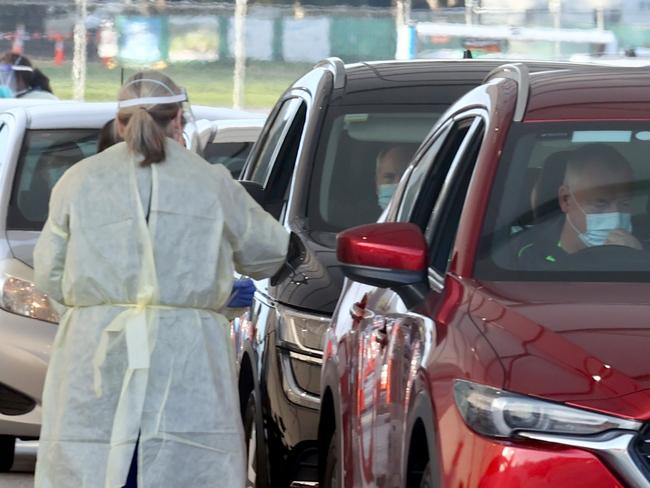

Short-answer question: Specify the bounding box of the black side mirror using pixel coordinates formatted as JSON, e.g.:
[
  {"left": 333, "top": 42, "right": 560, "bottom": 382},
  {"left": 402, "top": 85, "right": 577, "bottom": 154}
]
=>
[{"left": 240, "top": 180, "right": 266, "bottom": 206}]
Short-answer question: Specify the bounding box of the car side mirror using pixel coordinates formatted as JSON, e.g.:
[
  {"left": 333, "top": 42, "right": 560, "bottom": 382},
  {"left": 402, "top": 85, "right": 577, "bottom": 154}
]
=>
[
  {"left": 337, "top": 222, "right": 428, "bottom": 309},
  {"left": 240, "top": 180, "right": 266, "bottom": 207}
]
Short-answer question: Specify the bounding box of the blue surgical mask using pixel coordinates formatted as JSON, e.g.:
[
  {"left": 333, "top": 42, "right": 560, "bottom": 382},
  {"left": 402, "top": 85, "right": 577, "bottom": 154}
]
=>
[
  {"left": 378, "top": 183, "right": 397, "bottom": 210},
  {"left": 579, "top": 212, "right": 632, "bottom": 247},
  {"left": 0, "top": 85, "right": 12, "bottom": 98},
  {"left": 568, "top": 190, "right": 632, "bottom": 247}
]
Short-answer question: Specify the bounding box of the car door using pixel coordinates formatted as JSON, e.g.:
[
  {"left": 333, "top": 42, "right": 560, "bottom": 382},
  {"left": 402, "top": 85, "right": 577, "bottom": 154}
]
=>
[
  {"left": 351, "top": 113, "right": 486, "bottom": 487},
  {"left": 231, "top": 96, "right": 307, "bottom": 363}
]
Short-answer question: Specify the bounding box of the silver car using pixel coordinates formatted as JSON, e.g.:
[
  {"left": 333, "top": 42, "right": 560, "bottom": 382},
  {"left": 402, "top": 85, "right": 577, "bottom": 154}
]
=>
[{"left": 0, "top": 101, "right": 264, "bottom": 471}]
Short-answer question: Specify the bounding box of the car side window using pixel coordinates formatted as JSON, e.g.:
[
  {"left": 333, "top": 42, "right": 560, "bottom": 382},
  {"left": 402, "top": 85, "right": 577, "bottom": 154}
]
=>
[
  {"left": 405, "top": 118, "right": 475, "bottom": 229},
  {"left": 395, "top": 122, "right": 452, "bottom": 222},
  {"left": 250, "top": 98, "right": 303, "bottom": 187},
  {"left": 263, "top": 102, "right": 307, "bottom": 220},
  {"left": 8, "top": 128, "right": 99, "bottom": 230},
  {"left": 203, "top": 141, "right": 253, "bottom": 179},
  {"left": 427, "top": 118, "right": 485, "bottom": 274}
]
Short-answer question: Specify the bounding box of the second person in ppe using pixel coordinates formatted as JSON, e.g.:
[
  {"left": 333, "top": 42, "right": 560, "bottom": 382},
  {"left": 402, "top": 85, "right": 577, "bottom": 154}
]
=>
[
  {"left": 0, "top": 52, "right": 57, "bottom": 99},
  {"left": 33, "top": 71, "right": 289, "bottom": 487}
]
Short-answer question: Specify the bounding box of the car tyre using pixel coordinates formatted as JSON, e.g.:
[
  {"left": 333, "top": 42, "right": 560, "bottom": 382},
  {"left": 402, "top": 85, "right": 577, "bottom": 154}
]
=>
[
  {"left": 419, "top": 461, "right": 433, "bottom": 488},
  {"left": 244, "top": 391, "right": 268, "bottom": 488},
  {"left": 0, "top": 435, "right": 15, "bottom": 472},
  {"left": 322, "top": 428, "right": 338, "bottom": 488}
]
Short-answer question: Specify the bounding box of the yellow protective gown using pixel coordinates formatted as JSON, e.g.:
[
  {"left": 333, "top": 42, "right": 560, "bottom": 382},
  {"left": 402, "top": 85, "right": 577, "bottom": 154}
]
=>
[{"left": 33, "top": 139, "right": 289, "bottom": 488}]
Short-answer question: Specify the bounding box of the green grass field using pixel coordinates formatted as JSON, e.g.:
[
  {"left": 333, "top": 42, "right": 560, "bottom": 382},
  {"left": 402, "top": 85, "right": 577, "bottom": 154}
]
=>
[{"left": 38, "top": 60, "right": 314, "bottom": 109}]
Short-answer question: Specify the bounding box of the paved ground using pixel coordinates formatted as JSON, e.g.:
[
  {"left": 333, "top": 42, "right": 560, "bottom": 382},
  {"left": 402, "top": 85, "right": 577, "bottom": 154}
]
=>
[{"left": 0, "top": 441, "right": 36, "bottom": 488}]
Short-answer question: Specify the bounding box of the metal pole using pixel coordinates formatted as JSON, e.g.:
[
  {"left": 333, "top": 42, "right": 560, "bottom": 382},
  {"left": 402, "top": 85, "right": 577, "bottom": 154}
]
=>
[
  {"left": 550, "top": 0, "right": 561, "bottom": 59},
  {"left": 395, "top": 0, "right": 412, "bottom": 60},
  {"left": 465, "top": 0, "right": 474, "bottom": 25},
  {"left": 395, "top": 0, "right": 411, "bottom": 27},
  {"left": 596, "top": 7, "right": 605, "bottom": 30},
  {"left": 72, "top": 0, "right": 87, "bottom": 101},
  {"left": 233, "top": 0, "right": 248, "bottom": 110}
]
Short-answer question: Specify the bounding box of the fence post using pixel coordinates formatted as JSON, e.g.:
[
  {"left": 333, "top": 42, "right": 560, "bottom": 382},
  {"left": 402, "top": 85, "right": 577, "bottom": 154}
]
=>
[
  {"left": 73, "top": 0, "right": 87, "bottom": 101},
  {"left": 233, "top": 0, "right": 247, "bottom": 109},
  {"left": 395, "top": 0, "right": 413, "bottom": 60}
]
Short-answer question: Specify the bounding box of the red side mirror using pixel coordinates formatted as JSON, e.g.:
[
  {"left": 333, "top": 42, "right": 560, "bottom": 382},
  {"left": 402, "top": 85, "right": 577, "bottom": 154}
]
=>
[{"left": 337, "top": 222, "right": 427, "bottom": 272}]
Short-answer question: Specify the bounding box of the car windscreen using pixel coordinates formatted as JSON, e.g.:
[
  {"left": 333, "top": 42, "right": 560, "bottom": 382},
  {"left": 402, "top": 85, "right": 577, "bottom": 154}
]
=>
[
  {"left": 307, "top": 105, "right": 443, "bottom": 233},
  {"left": 203, "top": 141, "right": 253, "bottom": 179},
  {"left": 475, "top": 122, "right": 650, "bottom": 282},
  {"left": 8, "top": 129, "right": 99, "bottom": 231}
]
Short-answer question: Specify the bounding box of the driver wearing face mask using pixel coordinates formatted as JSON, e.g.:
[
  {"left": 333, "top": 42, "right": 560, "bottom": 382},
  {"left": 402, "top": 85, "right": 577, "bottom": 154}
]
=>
[
  {"left": 517, "top": 143, "right": 641, "bottom": 268},
  {"left": 376, "top": 145, "right": 413, "bottom": 211}
]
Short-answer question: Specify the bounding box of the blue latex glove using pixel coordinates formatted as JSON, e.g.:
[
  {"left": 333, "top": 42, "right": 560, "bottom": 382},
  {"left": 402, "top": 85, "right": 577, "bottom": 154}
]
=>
[{"left": 227, "top": 278, "right": 256, "bottom": 308}]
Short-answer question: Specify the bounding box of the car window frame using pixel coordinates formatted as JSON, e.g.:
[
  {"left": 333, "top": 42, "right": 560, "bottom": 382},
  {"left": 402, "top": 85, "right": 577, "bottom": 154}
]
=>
[
  {"left": 262, "top": 100, "right": 308, "bottom": 220},
  {"left": 393, "top": 120, "right": 453, "bottom": 223},
  {"left": 244, "top": 97, "right": 304, "bottom": 188},
  {"left": 423, "top": 112, "right": 486, "bottom": 291},
  {"left": 0, "top": 122, "right": 10, "bottom": 163}
]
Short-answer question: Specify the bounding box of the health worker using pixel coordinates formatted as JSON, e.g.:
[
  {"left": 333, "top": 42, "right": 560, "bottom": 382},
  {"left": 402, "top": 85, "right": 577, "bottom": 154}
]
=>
[{"left": 33, "top": 71, "right": 289, "bottom": 488}]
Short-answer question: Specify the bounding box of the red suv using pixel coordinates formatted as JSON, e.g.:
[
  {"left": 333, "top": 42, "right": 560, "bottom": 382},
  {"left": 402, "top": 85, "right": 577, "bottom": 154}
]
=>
[{"left": 318, "top": 64, "right": 650, "bottom": 488}]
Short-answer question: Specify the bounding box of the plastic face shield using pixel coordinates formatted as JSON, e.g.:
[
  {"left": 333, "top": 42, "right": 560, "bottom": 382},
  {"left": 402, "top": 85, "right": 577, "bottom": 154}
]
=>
[
  {"left": 180, "top": 91, "right": 199, "bottom": 153},
  {"left": 0, "top": 62, "right": 32, "bottom": 97},
  {"left": 118, "top": 79, "right": 198, "bottom": 151}
]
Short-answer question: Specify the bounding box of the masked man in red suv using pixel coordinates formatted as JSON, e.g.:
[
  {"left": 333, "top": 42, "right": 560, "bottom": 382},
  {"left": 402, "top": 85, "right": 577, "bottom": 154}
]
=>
[{"left": 518, "top": 143, "right": 641, "bottom": 268}]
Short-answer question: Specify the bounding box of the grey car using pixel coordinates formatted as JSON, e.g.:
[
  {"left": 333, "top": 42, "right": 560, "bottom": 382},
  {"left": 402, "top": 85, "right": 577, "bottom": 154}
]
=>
[{"left": 0, "top": 101, "right": 264, "bottom": 471}]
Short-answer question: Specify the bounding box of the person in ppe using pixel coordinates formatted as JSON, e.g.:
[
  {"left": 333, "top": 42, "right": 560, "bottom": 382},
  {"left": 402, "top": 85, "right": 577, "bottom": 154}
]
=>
[
  {"left": 96, "top": 118, "right": 257, "bottom": 316},
  {"left": 33, "top": 71, "right": 289, "bottom": 488},
  {"left": 0, "top": 52, "right": 57, "bottom": 99}
]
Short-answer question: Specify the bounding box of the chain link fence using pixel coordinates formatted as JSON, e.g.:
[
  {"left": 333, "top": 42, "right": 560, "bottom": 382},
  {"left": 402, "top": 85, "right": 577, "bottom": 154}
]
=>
[{"left": 2, "top": 1, "right": 650, "bottom": 109}]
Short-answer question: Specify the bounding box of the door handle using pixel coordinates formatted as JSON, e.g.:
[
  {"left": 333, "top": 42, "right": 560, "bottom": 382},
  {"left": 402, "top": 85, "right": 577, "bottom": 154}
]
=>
[
  {"left": 372, "top": 320, "right": 388, "bottom": 346},
  {"left": 350, "top": 302, "right": 373, "bottom": 321}
]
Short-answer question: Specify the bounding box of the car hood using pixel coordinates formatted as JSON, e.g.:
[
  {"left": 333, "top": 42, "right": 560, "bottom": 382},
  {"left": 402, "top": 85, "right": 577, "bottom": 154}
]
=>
[
  {"left": 270, "top": 228, "right": 344, "bottom": 316},
  {"left": 471, "top": 281, "right": 650, "bottom": 419}
]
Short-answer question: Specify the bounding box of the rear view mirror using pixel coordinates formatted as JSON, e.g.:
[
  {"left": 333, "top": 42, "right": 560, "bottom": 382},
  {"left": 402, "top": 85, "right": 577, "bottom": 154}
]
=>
[
  {"left": 240, "top": 180, "right": 266, "bottom": 206},
  {"left": 337, "top": 222, "right": 428, "bottom": 308}
]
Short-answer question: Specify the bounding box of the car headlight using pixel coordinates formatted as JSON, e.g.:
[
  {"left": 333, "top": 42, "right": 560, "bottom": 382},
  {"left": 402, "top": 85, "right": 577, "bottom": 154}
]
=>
[
  {"left": 277, "top": 305, "right": 329, "bottom": 353},
  {"left": 1, "top": 276, "right": 60, "bottom": 323},
  {"left": 454, "top": 379, "right": 641, "bottom": 439}
]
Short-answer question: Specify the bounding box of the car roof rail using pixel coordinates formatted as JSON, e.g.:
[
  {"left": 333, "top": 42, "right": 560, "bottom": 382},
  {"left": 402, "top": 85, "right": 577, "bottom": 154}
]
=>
[
  {"left": 484, "top": 63, "right": 530, "bottom": 122},
  {"left": 314, "top": 57, "right": 346, "bottom": 90}
]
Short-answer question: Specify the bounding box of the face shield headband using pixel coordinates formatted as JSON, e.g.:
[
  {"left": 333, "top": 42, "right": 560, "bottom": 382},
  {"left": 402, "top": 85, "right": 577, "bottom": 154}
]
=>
[
  {"left": 0, "top": 60, "right": 33, "bottom": 97},
  {"left": 117, "top": 78, "right": 188, "bottom": 108},
  {"left": 118, "top": 78, "right": 198, "bottom": 150}
]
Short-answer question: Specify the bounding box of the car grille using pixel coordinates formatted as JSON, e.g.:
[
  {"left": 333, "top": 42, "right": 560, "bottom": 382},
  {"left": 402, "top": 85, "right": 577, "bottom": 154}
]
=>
[{"left": 0, "top": 383, "right": 35, "bottom": 416}]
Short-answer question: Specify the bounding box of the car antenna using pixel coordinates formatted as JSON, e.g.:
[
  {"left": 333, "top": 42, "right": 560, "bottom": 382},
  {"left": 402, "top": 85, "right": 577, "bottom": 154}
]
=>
[{"left": 463, "top": 49, "right": 473, "bottom": 59}]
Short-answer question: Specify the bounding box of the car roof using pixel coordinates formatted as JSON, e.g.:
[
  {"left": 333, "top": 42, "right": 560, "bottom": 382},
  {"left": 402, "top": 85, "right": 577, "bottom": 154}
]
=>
[
  {"left": 524, "top": 67, "right": 650, "bottom": 121},
  {"left": 327, "top": 58, "right": 601, "bottom": 106},
  {"left": 2, "top": 101, "right": 265, "bottom": 130}
]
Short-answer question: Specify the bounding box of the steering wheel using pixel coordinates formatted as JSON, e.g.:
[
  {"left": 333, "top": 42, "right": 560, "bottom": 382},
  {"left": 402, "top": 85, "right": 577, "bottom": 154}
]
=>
[{"left": 566, "top": 244, "right": 650, "bottom": 271}]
